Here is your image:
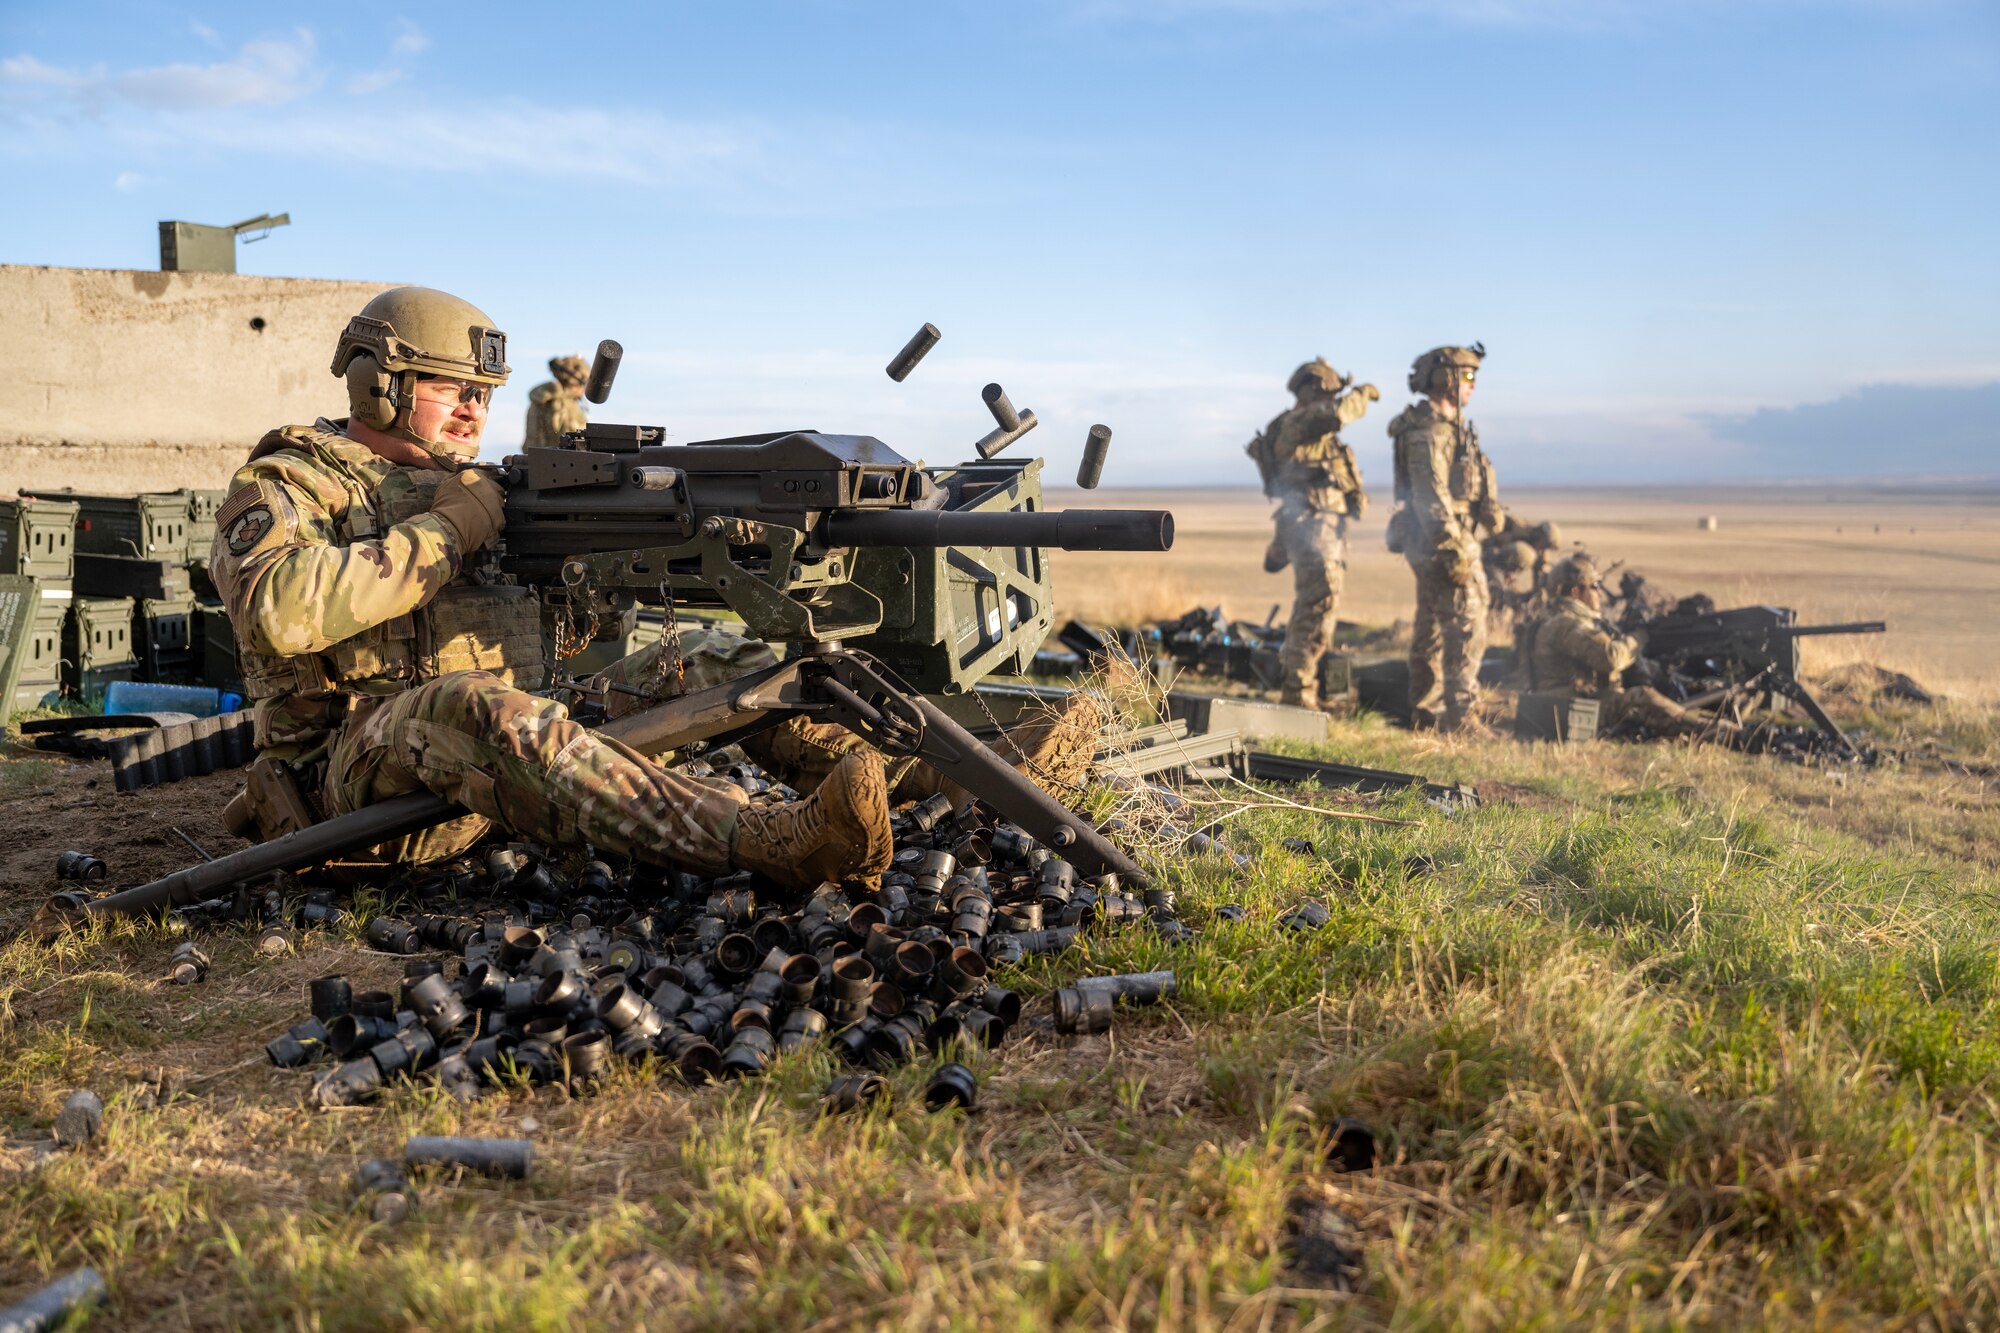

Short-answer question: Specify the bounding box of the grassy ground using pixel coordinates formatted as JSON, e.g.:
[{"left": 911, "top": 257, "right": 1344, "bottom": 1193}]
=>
[{"left": 5, "top": 690, "right": 2000, "bottom": 1329}]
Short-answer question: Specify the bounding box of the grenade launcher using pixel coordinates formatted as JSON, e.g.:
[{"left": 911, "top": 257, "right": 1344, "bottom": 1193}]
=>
[{"left": 66, "top": 333, "right": 1175, "bottom": 919}]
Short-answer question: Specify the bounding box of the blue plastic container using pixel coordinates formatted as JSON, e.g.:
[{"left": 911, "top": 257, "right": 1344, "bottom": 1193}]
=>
[{"left": 103, "top": 680, "right": 244, "bottom": 719}]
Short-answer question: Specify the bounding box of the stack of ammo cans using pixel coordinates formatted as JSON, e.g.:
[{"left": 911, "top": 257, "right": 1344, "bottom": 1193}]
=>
[{"left": 0, "top": 495, "right": 79, "bottom": 713}]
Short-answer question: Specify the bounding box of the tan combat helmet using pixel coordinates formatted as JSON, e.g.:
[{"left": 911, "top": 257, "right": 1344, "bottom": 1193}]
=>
[
  {"left": 1548, "top": 553, "right": 1602, "bottom": 597},
  {"left": 549, "top": 354, "right": 590, "bottom": 389},
  {"left": 330, "top": 286, "right": 510, "bottom": 458},
  {"left": 1489, "top": 540, "right": 1536, "bottom": 575},
  {"left": 1287, "top": 357, "right": 1350, "bottom": 398},
  {"left": 1407, "top": 343, "right": 1485, "bottom": 396}
]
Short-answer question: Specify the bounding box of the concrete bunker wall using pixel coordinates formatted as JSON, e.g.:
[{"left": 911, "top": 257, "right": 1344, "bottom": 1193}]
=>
[{"left": 1, "top": 265, "right": 391, "bottom": 493}]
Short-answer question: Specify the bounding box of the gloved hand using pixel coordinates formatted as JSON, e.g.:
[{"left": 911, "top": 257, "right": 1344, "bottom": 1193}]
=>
[
  {"left": 429, "top": 468, "right": 508, "bottom": 554},
  {"left": 1436, "top": 530, "right": 1477, "bottom": 583},
  {"left": 1354, "top": 383, "right": 1381, "bottom": 403}
]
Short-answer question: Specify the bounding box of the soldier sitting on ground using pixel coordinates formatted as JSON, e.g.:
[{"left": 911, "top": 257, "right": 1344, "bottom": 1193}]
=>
[
  {"left": 1522, "top": 554, "right": 1739, "bottom": 746},
  {"left": 211, "top": 287, "right": 1099, "bottom": 895},
  {"left": 523, "top": 353, "right": 590, "bottom": 447}
]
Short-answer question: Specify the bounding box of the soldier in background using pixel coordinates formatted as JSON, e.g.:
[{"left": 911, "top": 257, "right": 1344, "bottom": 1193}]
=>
[
  {"left": 523, "top": 354, "right": 590, "bottom": 447},
  {"left": 210, "top": 287, "right": 893, "bottom": 890},
  {"left": 1524, "top": 554, "right": 1738, "bottom": 744},
  {"left": 1483, "top": 512, "right": 1563, "bottom": 637},
  {"left": 1386, "top": 344, "right": 1500, "bottom": 734},
  {"left": 1244, "top": 357, "right": 1378, "bottom": 708}
]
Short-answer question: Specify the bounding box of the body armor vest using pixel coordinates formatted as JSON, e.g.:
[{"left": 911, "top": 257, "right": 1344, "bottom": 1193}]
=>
[{"left": 238, "top": 443, "right": 545, "bottom": 704}]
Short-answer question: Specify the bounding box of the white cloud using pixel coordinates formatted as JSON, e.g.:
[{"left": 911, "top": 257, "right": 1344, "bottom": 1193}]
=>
[
  {"left": 1069, "top": 0, "right": 1926, "bottom": 31},
  {"left": 0, "top": 29, "right": 320, "bottom": 111},
  {"left": 189, "top": 20, "right": 224, "bottom": 49},
  {"left": 0, "top": 54, "right": 89, "bottom": 90},
  {"left": 390, "top": 19, "right": 430, "bottom": 57},
  {"left": 113, "top": 170, "right": 143, "bottom": 191},
  {"left": 345, "top": 69, "right": 405, "bottom": 96}
]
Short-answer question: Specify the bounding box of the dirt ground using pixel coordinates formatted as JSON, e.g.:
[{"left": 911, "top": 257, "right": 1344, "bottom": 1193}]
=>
[{"left": 1048, "top": 485, "right": 2000, "bottom": 699}]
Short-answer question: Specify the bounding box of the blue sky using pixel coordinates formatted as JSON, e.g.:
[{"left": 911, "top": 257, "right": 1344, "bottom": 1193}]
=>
[{"left": 2, "top": 0, "right": 1994, "bottom": 484}]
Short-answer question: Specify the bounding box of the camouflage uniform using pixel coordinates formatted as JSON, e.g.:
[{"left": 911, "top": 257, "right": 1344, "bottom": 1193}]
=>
[
  {"left": 1527, "top": 595, "right": 1728, "bottom": 741},
  {"left": 523, "top": 355, "right": 589, "bottom": 448},
  {"left": 1247, "top": 361, "right": 1374, "bottom": 707},
  {"left": 1389, "top": 399, "right": 1498, "bottom": 729},
  {"left": 586, "top": 634, "right": 1105, "bottom": 809},
  {"left": 211, "top": 420, "right": 748, "bottom": 870}
]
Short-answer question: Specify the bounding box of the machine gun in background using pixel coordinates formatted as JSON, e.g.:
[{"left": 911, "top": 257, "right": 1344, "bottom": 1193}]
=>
[
  {"left": 70, "top": 333, "right": 1175, "bottom": 920},
  {"left": 1635, "top": 605, "right": 1886, "bottom": 758}
]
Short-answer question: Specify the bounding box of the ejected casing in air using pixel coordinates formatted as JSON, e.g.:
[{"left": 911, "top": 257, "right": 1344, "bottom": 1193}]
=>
[
  {"left": 1074, "top": 971, "right": 1177, "bottom": 1006},
  {"left": 1076, "top": 424, "right": 1112, "bottom": 490},
  {"left": 405, "top": 1134, "right": 534, "bottom": 1179},
  {"left": 982, "top": 383, "right": 1022, "bottom": 433},
  {"left": 974, "top": 407, "right": 1039, "bottom": 459},
  {"left": 585, "top": 339, "right": 623, "bottom": 404},
  {"left": 884, "top": 322, "right": 941, "bottom": 382}
]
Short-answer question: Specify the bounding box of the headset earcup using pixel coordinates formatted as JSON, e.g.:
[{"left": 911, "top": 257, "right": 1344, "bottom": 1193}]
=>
[{"left": 346, "top": 356, "right": 398, "bottom": 429}]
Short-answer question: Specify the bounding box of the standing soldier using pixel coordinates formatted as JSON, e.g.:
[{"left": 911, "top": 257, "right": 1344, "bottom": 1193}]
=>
[
  {"left": 210, "top": 288, "right": 893, "bottom": 890},
  {"left": 523, "top": 354, "right": 590, "bottom": 447},
  {"left": 1386, "top": 344, "right": 1501, "bottom": 734},
  {"left": 1245, "top": 357, "right": 1378, "bottom": 708}
]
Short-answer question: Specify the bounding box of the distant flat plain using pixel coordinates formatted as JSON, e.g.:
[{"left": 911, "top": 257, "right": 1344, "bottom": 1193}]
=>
[{"left": 1047, "top": 486, "right": 2000, "bottom": 699}]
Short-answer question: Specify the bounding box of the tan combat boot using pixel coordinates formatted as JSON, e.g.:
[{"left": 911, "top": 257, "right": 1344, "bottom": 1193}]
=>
[
  {"left": 732, "top": 752, "right": 894, "bottom": 892},
  {"left": 896, "top": 693, "right": 1106, "bottom": 811},
  {"left": 1441, "top": 711, "right": 1499, "bottom": 741}
]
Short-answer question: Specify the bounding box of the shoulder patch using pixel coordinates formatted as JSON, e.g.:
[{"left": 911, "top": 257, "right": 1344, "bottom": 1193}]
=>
[{"left": 225, "top": 505, "right": 276, "bottom": 555}]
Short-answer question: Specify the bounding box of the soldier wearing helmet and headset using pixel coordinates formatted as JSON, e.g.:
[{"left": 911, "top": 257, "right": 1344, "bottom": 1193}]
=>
[
  {"left": 206, "top": 286, "right": 897, "bottom": 890},
  {"left": 1385, "top": 344, "right": 1502, "bottom": 735},
  {"left": 1244, "top": 357, "right": 1379, "bottom": 708},
  {"left": 1525, "top": 554, "right": 1741, "bottom": 745}
]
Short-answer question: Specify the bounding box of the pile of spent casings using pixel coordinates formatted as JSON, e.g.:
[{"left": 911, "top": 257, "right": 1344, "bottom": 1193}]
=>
[{"left": 258, "top": 766, "right": 1198, "bottom": 1110}]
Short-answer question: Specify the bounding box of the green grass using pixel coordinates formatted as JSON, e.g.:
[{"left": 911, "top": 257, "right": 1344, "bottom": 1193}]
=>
[{"left": 5, "top": 707, "right": 2000, "bottom": 1328}]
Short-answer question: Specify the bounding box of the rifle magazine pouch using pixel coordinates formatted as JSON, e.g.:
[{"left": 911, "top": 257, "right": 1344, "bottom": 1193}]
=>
[
  {"left": 1384, "top": 506, "right": 1412, "bottom": 555},
  {"left": 225, "top": 757, "right": 323, "bottom": 843}
]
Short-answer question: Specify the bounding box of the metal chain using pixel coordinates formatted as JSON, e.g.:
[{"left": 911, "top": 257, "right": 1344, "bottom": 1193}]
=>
[
  {"left": 649, "top": 577, "right": 687, "bottom": 699},
  {"left": 551, "top": 591, "right": 595, "bottom": 664},
  {"left": 969, "top": 688, "right": 1087, "bottom": 797}
]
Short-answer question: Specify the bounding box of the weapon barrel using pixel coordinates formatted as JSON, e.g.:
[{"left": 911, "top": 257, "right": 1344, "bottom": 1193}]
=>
[
  {"left": 1788, "top": 621, "right": 1886, "bottom": 637},
  {"left": 77, "top": 793, "right": 457, "bottom": 918},
  {"left": 825, "top": 507, "right": 1174, "bottom": 552},
  {"left": 72, "top": 682, "right": 785, "bottom": 919}
]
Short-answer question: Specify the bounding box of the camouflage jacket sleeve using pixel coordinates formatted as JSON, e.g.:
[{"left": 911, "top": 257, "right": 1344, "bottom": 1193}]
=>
[
  {"left": 1469, "top": 444, "right": 1503, "bottom": 533},
  {"left": 1396, "top": 408, "right": 1461, "bottom": 533},
  {"left": 210, "top": 453, "right": 466, "bottom": 657},
  {"left": 1541, "top": 608, "right": 1638, "bottom": 682},
  {"left": 1332, "top": 389, "right": 1373, "bottom": 431}
]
